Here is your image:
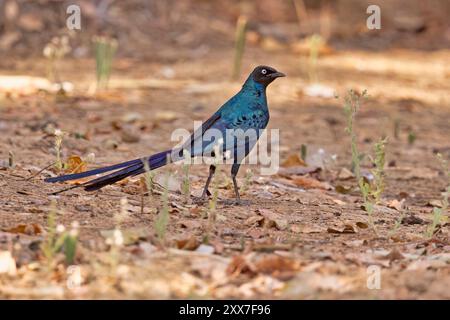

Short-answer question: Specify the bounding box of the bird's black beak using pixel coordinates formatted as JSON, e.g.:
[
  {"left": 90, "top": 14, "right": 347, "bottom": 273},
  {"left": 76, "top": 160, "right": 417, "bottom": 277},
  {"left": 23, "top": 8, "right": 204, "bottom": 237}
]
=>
[{"left": 270, "top": 71, "right": 286, "bottom": 78}]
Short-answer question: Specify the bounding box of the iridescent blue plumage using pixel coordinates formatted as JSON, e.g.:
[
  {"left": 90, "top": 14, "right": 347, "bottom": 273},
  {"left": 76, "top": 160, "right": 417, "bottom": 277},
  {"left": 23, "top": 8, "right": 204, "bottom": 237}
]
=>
[{"left": 45, "top": 65, "right": 285, "bottom": 202}]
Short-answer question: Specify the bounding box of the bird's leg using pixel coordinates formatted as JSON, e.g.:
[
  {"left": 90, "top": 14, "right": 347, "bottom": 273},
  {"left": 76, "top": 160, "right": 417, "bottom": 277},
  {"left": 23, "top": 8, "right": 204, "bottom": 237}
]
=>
[
  {"left": 231, "top": 163, "right": 241, "bottom": 204},
  {"left": 201, "top": 164, "right": 216, "bottom": 199}
]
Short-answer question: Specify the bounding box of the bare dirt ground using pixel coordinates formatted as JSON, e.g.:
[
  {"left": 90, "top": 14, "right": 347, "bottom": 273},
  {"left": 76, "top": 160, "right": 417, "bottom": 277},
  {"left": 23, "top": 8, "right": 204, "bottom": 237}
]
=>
[{"left": 0, "top": 47, "right": 449, "bottom": 299}]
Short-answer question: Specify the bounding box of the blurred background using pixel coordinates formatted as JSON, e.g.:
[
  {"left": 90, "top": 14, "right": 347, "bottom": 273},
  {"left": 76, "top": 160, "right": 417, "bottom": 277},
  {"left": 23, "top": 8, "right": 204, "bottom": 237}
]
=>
[{"left": 1, "top": 0, "right": 450, "bottom": 58}]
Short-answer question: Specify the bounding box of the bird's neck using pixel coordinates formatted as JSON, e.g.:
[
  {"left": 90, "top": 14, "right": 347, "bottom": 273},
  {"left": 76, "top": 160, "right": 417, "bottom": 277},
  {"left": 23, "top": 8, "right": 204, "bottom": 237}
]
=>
[{"left": 242, "top": 77, "right": 267, "bottom": 98}]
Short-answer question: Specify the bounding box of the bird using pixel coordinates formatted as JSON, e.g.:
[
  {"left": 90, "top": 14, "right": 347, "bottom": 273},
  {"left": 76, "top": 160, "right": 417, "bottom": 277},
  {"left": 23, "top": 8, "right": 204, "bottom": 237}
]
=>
[{"left": 45, "top": 65, "right": 285, "bottom": 203}]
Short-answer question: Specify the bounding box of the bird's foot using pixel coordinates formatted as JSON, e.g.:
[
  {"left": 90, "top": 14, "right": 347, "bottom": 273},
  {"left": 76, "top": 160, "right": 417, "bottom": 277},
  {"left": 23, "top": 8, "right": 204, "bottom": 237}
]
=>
[{"left": 192, "top": 189, "right": 211, "bottom": 204}]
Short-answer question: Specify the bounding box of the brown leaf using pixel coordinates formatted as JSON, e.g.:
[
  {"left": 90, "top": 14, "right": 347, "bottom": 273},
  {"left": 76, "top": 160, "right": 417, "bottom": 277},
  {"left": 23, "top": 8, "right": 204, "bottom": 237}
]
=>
[
  {"left": 3, "top": 223, "right": 44, "bottom": 236},
  {"left": 257, "top": 209, "right": 288, "bottom": 230},
  {"left": 64, "top": 155, "right": 87, "bottom": 174},
  {"left": 189, "top": 206, "right": 203, "bottom": 216},
  {"left": 254, "top": 255, "right": 299, "bottom": 279},
  {"left": 356, "top": 221, "right": 369, "bottom": 229},
  {"left": 291, "top": 225, "right": 323, "bottom": 234},
  {"left": 337, "top": 168, "right": 354, "bottom": 180},
  {"left": 327, "top": 224, "right": 356, "bottom": 234},
  {"left": 383, "top": 248, "right": 405, "bottom": 262},
  {"left": 244, "top": 215, "right": 264, "bottom": 226},
  {"left": 428, "top": 199, "right": 443, "bottom": 208},
  {"left": 281, "top": 154, "right": 306, "bottom": 167},
  {"left": 335, "top": 185, "right": 353, "bottom": 194},
  {"left": 176, "top": 235, "right": 199, "bottom": 250},
  {"left": 292, "top": 176, "right": 332, "bottom": 190},
  {"left": 227, "top": 255, "right": 253, "bottom": 276},
  {"left": 387, "top": 199, "right": 405, "bottom": 211}
]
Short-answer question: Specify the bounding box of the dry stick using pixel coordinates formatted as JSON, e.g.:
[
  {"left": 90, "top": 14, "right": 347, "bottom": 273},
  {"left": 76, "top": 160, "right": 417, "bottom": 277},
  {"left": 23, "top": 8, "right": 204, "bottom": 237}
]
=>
[{"left": 24, "top": 161, "right": 56, "bottom": 181}]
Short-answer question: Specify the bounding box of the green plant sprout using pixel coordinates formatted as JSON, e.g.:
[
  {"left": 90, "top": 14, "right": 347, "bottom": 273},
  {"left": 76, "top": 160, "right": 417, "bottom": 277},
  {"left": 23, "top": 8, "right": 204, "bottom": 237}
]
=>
[
  {"left": 154, "top": 172, "right": 170, "bottom": 245},
  {"left": 343, "top": 89, "right": 388, "bottom": 235},
  {"left": 307, "top": 34, "right": 324, "bottom": 83},
  {"left": 41, "top": 200, "right": 79, "bottom": 265},
  {"left": 407, "top": 131, "right": 416, "bottom": 145},
  {"left": 240, "top": 169, "right": 253, "bottom": 194},
  {"left": 425, "top": 153, "right": 449, "bottom": 239},
  {"left": 53, "top": 129, "right": 65, "bottom": 172},
  {"left": 181, "top": 150, "right": 191, "bottom": 203},
  {"left": 94, "top": 36, "right": 118, "bottom": 91},
  {"left": 300, "top": 144, "right": 308, "bottom": 162},
  {"left": 141, "top": 157, "right": 155, "bottom": 213}
]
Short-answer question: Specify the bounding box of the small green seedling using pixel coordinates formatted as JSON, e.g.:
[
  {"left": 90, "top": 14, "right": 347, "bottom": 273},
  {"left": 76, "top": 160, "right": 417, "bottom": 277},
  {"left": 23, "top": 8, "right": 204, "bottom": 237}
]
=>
[
  {"left": 408, "top": 131, "right": 416, "bottom": 145},
  {"left": 343, "top": 89, "right": 388, "bottom": 235},
  {"left": 154, "top": 172, "right": 170, "bottom": 244},
  {"left": 94, "top": 36, "right": 118, "bottom": 91},
  {"left": 307, "top": 34, "right": 324, "bottom": 83},
  {"left": 240, "top": 169, "right": 253, "bottom": 194},
  {"left": 54, "top": 129, "right": 65, "bottom": 172},
  {"left": 181, "top": 150, "right": 191, "bottom": 203},
  {"left": 425, "top": 153, "right": 449, "bottom": 239},
  {"left": 41, "top": 200, "right": 79, "bottom": 265},
  {"left": 300, "top": 144, "right": 308, "bottom": 162}
]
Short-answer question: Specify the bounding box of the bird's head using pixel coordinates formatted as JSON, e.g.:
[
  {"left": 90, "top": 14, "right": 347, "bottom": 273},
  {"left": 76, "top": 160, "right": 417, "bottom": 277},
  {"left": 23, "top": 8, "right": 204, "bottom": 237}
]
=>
[{"left": 250, "top": 65, "right": 286, "bottom": 86}]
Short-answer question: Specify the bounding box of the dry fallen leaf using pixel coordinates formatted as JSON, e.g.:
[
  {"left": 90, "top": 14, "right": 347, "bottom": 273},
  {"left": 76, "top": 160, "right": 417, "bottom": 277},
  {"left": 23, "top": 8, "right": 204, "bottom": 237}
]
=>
[
  {"left": 335, "top": 185, "right": 353, "bottom": 194},
  {"left": 176, "top": 235, "right": 199, "bottom": 250},
  {"left": 427, "top": 199, "right": 443, "bottom": 208},
  {"left": 337, "top": 168, "right": 354, "bottom": 180},
  {"left": 356, "top": 222, "right": 369, "bottom": 229},
  {"left": 327, "top": 224, "right": 357, "bottom": 234},
  {"left": 227, "top": 255, "right": 253, "bottom": 277},
  {"left": 292, "top": 176, "right": 332, "bottom": 190},
  {"left": 281, "top": 154, "right": 306, "bottom": 167},
  {"left": 387, "top": 199, "right": 405, "bottom": 211},
  {"left": 64, "top": 155, "right": 87, "bottom": 174},
  {"left": 383, "top": 248, "right": 405, "bottom": 262},
  {"left": 3, "top": 223, "right": 44, "bottom": 236},
  {"left": 257, "top": 209, "right": 288, "bottom": 231},
  {"left": 291, "top": 225, "right": 323, "bottom": 234},
  {"left": 254, "top": 255, "right": 300, "bottom": 279},
  {"left": 244, "top": 215, "right": 264, "bottom": 226}
]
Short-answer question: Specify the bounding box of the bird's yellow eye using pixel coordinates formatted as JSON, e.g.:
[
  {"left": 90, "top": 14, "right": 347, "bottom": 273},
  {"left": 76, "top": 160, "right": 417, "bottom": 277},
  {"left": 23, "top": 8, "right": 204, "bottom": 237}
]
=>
[{"left": 261, "top": 69, "right": 267, "bottom": 75}]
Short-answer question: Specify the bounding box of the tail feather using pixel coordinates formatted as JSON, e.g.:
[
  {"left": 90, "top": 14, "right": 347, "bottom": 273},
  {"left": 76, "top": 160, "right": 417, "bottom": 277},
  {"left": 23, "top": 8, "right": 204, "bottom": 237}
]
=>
[
  {"left": 45, "top": 158, "right": 142, "bottom": 183},
  {"left": 46, "top": 150, "right": 173, "bottom": 193}
]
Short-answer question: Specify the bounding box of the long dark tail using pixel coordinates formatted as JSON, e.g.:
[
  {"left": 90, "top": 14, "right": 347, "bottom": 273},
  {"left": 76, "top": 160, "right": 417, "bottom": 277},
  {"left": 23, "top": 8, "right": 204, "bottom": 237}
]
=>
[{"left": 45, "top": 150, "right": 172, "bottom": 193}]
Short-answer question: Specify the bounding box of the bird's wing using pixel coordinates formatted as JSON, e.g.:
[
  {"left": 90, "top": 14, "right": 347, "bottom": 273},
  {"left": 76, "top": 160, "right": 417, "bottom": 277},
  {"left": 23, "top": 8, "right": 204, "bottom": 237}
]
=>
[{"left": 179, "top": 111, "right": 222, "bottom": 157}]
